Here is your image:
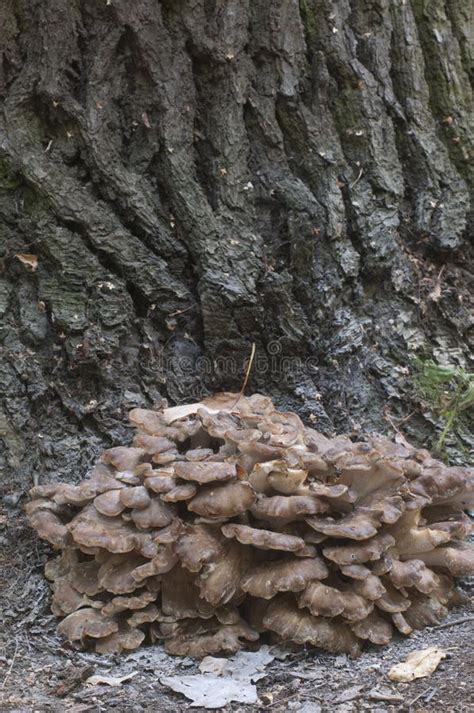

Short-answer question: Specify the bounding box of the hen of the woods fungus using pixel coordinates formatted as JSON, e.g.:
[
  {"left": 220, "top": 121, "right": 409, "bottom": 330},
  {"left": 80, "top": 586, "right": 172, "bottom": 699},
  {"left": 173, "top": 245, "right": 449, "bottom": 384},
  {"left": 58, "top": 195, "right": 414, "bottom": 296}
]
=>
[{"left": 27, "top": 393, "right": 473, "bottom": 658}]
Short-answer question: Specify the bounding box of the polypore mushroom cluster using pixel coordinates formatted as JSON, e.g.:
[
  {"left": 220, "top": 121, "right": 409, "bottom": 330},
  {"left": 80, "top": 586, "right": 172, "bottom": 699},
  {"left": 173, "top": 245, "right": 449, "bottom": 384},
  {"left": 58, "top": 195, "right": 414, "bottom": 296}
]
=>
[{"left": 27, "top": 393, "right": 473, "bottom": 657}]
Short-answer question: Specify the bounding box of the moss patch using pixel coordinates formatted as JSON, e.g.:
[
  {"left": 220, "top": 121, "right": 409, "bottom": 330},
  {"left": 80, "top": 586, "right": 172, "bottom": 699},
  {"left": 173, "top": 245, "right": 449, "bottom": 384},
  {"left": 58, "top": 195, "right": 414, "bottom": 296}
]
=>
[{"left": 413, "top": 357, "right": 474, "bottom": 453}]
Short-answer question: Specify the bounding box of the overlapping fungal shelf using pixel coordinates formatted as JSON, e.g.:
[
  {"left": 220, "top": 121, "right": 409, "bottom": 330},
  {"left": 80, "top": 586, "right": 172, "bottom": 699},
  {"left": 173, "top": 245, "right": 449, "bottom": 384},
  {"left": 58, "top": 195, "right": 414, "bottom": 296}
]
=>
[{"left": 26, "top": 393, "right": 474, "bottom": 657}]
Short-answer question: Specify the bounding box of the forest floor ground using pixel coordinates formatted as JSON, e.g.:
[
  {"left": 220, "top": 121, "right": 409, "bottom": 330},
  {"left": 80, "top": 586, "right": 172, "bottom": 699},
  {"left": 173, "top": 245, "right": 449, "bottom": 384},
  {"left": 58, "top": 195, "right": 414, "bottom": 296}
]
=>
[{"left": 1, "top": 510, "right": 473, "bottom": 713}]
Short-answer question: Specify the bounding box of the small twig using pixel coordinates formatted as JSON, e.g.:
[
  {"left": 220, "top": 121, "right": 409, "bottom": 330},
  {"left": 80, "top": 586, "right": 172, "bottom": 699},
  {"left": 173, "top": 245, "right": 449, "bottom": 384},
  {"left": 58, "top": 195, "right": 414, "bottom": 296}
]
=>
[
  {"left": 262, "top": 690, "right": 301, "bottom": 709},
  {"left": 431, "top": 615, "right": 474, "bottom": 630},
  {"left": 369, "top": 692, "right": 404, "bottom": 704},
  {"left": 383, "top": 408, "right": 415, "bottom": 434},
  {"left": 167, "top": 304, "right": 195, "bottom": 318},
  {"left": 409, "top": 687, "right": 432, "bottom": 706},
  {"left": 231, "top": 342, "right": 256, "bottom": 409},
  {"left": 350, "top": 165, "right": 363, "bottom": 188},
  {"left": 1, "top": 639, "right": 19, "bottom": 691}
]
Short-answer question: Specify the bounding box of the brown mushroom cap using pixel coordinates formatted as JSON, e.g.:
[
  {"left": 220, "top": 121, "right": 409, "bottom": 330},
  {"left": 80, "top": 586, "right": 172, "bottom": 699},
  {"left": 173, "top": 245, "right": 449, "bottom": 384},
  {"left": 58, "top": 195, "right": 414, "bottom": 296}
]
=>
[
  {"left": 98, "top": 554, "right": 147, "bottom": 594},
  {"left": 29, "top": 483, "right": 60, "bottom": 499},
  {"left": 161, "top": 483, "right": 197, "bottom": 502},
  {"left": 185, "top": 448, "right": 215, "bottom": 461},
  {"left": 403, "top": 595, "right": 448, "bottom": 629},
  {"left": 30, "top": 476, "right": 125, "bottom": 508},
  {"left": 102, "top": 447, "right": 145, "bottom": 471},
  {"left": 351, "top": 611, "right": 393, "bottom": 645},
  {"left": 389, "top": 559, "right": 433, "bottom": 591},
  {"left": 127, "top": 603, "right": 160, "bottom": 626},
  {"left": 323, "top": 533, "right": 396, "bottom": 565},
  {"left": 299, "top": 582, "right": 373, "bottom": 621},
  {"left": 88, "top": 463, "right": 129, "bottom": 488},
  {"left": 390, "top": 511, "right": 451, "bottom": 556},
  {"left": 95, "top": 627, "right": 145, "bottom": 654},
  {"left": 221, "top": 523, "right": 307, "bottom": 552},
  {"left": 188, "top": 481, "right": 256, "bottom": 518},
  {"left": 337, "top": 460, "right": 405, "bottom": 501},
  {"left": 251, "top": 494, "right": 329, "bottom": 522},
  {"left": 176, "top": 524, "right": 225, "bottom": 573},
  {"left": 306, "top": 482, "right": 349, "bottom": 499},
  {"left": 173, "top": 461, "right": 237, "bottom": 484},
  {"left": 68, "top": 505, "right": 140, "bottom": 553},
  {"left": 152, "top": 452, "right": 177, "bottom": 465},
  {"left": 269, "top": 468, "right": 310, "bottom": 495},
  {"left": 371, "top": 551, "right": 395, "bottom": 576},
  {"left": 26, "top": 506, "right": 68, "bottom": 547},
  {"left": 58, "top": 608, "right": 118, "bottom": 640},
  {"left": 238, "top": 440, "right": 285, "bottom": 465},
  {"left": 241, "top": 557, "right": 329, "bottom": 599},
  {"left": 263, "top": 595, "right": 361, "bottom": 656},
  {"left": 409, "top": 465, "right": 474, "bottom": 509},
  {"left": 135, "top": 406, "right": 202, "bottom": 441},
  {"left": 51, "top": 579, "right": 101, "bottom": 616},
  {"left": 161, "top": 616, "right": 259, "bottom": 657},
  {"left": 133, "top": 434, "right": 175, "bottom": 454},
  {"left": 408, "top": 541, "right": 474, "bottom": 576},
  {"left": 45, "top": 551, "right": 76, "bottom": 582},
  {"left": 353, "top": 574, "right": 387, "bottom": 600},
  {"left": 101, "top": 589, "right": 156, "bottom": 616},
  {"left": 153, "top": 519, "right": 186, "bottom": 544},
  {"left": 129, "top": 407, "right": 168, "bottom": 433},
  {"left": 197, "top": 540, "right": 253, "bottom": 607},
  {"left": 340, "top": 564, "right": 372, "bottom": 579},
  {"left": 131, "top": 499, "right": 174, "bottom": 529},
  {"left": 67, "top": 558, "right": 103, "bottom": 596},
  {"left": 375, "top": 584, "right": 411, "bottom": 613},
  {"left": 426, "top": 513, "right": 472, "bottom": 540},
  {"left": 295, "top": 450, "right": 329, "bottom": 474},
  {"left": 358, "top": 491, "right": 405, "bottom": 525},
  {"left": 94, "top": 490, "right": 125, "bottom": 517},
  {"left": 144, "top": 474, "right": 177, "bottom": 494},
  {"left": 247, "top": 460, "right": 280, "bottom": 493},
  {"left": 306, "top": 511, "right": 381, "bottom": 540},
  {"left": 119, "top": 486, "right": 151, "bottom": 510},
  {"left": 132, "top": 544, "right": 178, "bottom": 580},
  {"left": 52, "top": 483, "right": 105, "bottom": 507}
]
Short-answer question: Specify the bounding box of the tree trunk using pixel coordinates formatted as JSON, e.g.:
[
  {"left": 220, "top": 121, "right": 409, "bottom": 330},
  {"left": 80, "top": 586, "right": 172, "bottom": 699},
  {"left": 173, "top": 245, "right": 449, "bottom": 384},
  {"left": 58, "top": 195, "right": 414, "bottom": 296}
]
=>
[{"left": 0, "top": 0, "right": 472, "bottom": 489}]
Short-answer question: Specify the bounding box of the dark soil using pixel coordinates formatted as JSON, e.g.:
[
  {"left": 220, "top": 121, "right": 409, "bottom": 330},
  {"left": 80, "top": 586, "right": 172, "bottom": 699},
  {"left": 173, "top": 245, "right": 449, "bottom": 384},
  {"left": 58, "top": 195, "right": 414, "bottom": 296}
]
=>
[{"left": 1, "top": 507, "right": 472, "bottom": 713}]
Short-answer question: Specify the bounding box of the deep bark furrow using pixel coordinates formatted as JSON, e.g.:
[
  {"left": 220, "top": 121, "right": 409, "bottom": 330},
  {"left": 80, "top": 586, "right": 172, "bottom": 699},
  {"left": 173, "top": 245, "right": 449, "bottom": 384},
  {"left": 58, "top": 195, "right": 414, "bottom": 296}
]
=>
[{"left": 412, "top": 0, "right": 473, "bottom": 186}]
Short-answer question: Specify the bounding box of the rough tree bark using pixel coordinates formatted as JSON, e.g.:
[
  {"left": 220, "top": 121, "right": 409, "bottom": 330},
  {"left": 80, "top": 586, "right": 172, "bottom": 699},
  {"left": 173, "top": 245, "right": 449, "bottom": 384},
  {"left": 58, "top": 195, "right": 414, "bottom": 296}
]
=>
[{"left": 0, "top": 0, "right": 472, "bottom": 490}]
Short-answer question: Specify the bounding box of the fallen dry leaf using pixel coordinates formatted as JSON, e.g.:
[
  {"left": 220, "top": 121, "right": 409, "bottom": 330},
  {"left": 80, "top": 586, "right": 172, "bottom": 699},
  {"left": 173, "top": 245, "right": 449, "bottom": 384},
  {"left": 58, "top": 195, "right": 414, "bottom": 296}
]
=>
[
  {"left": 160, "top": 646, "right": 275, "bottom": 708},
  {"left": 160, "top": 674, "right": 258, "bottom": 708},
  {"left": 388, "top": 647, "right": 446, "bottom": 682},
  {"left": 15, "top": 254, "right": 38, "bottom": 271},
  {"left": 198, "top": 646, "right": 274, "bottom": 682},
  {"left": 86, "top": 671, "right": 137, "bottom": 687}
]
